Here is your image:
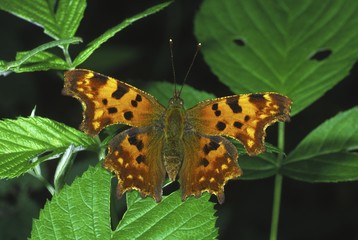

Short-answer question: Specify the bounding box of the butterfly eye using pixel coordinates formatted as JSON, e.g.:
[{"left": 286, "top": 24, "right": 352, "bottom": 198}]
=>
[{"left": 168, "top": 97, "right": 184, "bottom": 107}]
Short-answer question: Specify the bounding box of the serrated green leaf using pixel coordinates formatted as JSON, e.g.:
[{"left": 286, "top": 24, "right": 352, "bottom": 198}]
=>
[
  {"left": 0, "top": 117, "right": 98, "bottom": 179},
  {"left": 55, "top": 0, "right": 86, "bottom": 39},
  {"left": 11, "top": 51, "right": 68, "bottom": 72},
  {"left": 31, "top": 165, "right": 112, "bottom": 239},
  {"left": 73, "top": 1, "right": 172, "bottom": 67},
  {"left": 282, "top": 107, "right": 358, "bottom": 182},
  {"left": 114, "top": 191, "right": 217, "bottom": 240},
  {"left": 0, "top": 0, "right": 86, "bottom": 39},
  {"left": 195, "top": 0, "right": 358, "bottom": 115},
  {"left": 0, "top": 37, "right": 81, "bottom": 74}
]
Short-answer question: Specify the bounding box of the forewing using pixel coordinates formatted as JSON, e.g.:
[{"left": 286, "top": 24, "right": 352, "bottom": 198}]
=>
[
  {"left": 187, "top": 93, "right": 292, "bottom": 155},
  {"left": 62, "top": 69, "right": 165, "bottom": 136},
  {"left": 179, "top": 133, "right": 242, "bottom": 204},
  {"left": 103, "top": 127, "right": 166, "bottom": 202}
]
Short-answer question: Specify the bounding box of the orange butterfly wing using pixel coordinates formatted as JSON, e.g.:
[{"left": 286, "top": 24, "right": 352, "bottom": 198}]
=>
[
  {"left": 103, "top": 127, "right": 166, "bottom": 202},
  {"left": 179, "top": 133, "right": 242, "bottom": 204},
  {"left": 187, "top": 93, "right": 292, "bottom": 156},
  {"left": 63, "top": 69, "right": 167, "bottom": 201},
  {"left": 62, "top": 69, "right": 165, "bottom": 135}
]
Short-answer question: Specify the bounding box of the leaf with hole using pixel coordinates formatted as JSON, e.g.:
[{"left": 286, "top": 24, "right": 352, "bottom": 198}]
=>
[{"left": 195, "top": 0, "right": 358, "bottom": 115}]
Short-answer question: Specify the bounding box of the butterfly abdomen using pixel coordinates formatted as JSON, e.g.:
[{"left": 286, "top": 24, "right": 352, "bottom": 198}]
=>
[{"left": 162, "top": 105, "right": 186, "bottom": 181}]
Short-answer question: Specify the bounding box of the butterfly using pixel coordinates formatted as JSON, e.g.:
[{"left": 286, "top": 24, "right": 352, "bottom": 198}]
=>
[{"left": 62, "top": 69, "right": 291, "bottom": 204}]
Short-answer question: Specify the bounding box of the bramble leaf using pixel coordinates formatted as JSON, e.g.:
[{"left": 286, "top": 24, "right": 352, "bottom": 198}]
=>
[
  {"left": 0, "top": 117, "right": 98, "bottom": 179},
  {"left": 31, "top": 165, "right": 111, "bottom": 239},
  {"left": 195, "top": 0, "right": 358, "bottom": 115}
]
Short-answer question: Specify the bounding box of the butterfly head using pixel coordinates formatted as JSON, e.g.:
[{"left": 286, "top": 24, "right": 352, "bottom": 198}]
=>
[{"left": 168, "top": 90, "right": 184, "bottom": 108}]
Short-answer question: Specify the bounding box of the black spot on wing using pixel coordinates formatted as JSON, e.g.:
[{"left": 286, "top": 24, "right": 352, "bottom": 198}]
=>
[
  {"left": 124, "top": 111, "right": 133, "bottom": 120},
  {"left": 131, "top": 100, "right": 138, "bottom": 107},
  {"left": 112, "top": 84, "right": 129, "bottom": 99},
  {"left": 212, "top": 103, "right": 218, "bottom": 110},
  {"left": 108, "top": 107, "right": 117, "bottom": 114},
  {"left": 216, "top": 121, "right": 226, "bottom": 131},
  {"left": 249, "top": 94, "right": 267, "bottom": 110},
  {"left": 91, "top": 73, "right": 108, "bottom": 82},
  {"left": 135, "top": 94, "right": 142, "bottom": 102},
  {"left": 226, "top": 98, "right": 242, "bottom": 113},
  {"left": 200, "top": 158, "right": 209, "bottom": 167},
  {"left": 102, "top": 99, "right": 108, "bottom": 105},
  {"left": 128, "top": 135, "right": 144, "bottom": 151},
  {"left": 203, "top": 141, "right": 220, "bottom": 155},
  {"left": 136, "top": 155, "right": 146, "bottom": 164},
  {"left": 249, "top": 94, "right": 265, "bottom": 102},
  {"left": 233, "top": 121, "right": 243, "bottom": 129}
]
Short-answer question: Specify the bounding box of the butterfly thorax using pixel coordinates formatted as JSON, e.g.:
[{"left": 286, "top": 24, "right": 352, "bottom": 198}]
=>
[{"left": 162, "top": 95, "right": 186, "bottom": 181}]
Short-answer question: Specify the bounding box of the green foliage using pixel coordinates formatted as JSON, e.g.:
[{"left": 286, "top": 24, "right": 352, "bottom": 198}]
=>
[
  {"left": 194, "top": 0, "right": 358, "bottom": 183},
  {"left": 0, "top": 0, "right": 86, "bottom": 39},
  {"left": 115, "top": 191, "right": 217, "bottom": 239},
  {"left": 0, "top": 0, "right": 172, "bottom": 73},
  {"left": 195, "top": 0, "right": 358, "bottom": 116},
  {"left": 0, "top": 117, "right": 97, "bottom": 179},
  {"left": 283, "top": 107, "right": 358, "bottom": 182},
  {"left": 31, "top": 165, "right": 112, "bottom": 239},
  {"left": 0, "top": 38, "right": 81, "bottom": 73},
  {"left": 194, "top": 1, "right": 358, "bottom": 238},
  {"left": 0, "top": 0, "right": 357, "bottom": 239},
  {"left": 31, "top": 165, "right": 217, "bottom": 240}
]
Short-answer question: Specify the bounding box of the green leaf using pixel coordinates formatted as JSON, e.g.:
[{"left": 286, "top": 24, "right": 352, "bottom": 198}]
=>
[
  {"left": 31, "top": 165, "right": 112, "bottom": 239},
  {"left": 0, "top": 117, "right": 98, "bottom": 179},
  {"left": 0, "top": 0, "right": 86, "bottom": 39},
  {"left": 142, "top": 81, "right": 216, "bottom": 107},
  {"left": 238, "top": 152, "right": 278, "bottom": 180},
  {"left": 73, "top": 1, "right": 172, "bottom": 67},
  {"left": 282, "top": 107, "right": 358, "bottom": 182},
  {"left": 0, "top": 37, "right": 81, "bottom": 74},
  {"left": 55, "top": 0, "right": 87, "bottom": 39},
  {"left": 114, "top": 191, "right": 217, "bottom": 239},
  {"left": 195, "top": 0, "right": 358, "bottom": 115}
]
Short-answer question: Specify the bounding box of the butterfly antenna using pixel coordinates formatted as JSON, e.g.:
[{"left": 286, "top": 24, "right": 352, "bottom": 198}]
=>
[
  {"left": 179, "top": 42, "right": 201, "bottom": 96},
  {"left": 169, "top": 39, "right": 177, "bottom": 96}
]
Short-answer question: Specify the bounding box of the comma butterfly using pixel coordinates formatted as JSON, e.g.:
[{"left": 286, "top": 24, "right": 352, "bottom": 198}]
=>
[{"left": 62, "top": 64, "right": 291, "bottom": 204}]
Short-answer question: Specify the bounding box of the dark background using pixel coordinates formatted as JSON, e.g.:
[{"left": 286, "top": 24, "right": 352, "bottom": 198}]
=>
[{"left": 0, "top": 1, "right": 357, "bottom": 239}]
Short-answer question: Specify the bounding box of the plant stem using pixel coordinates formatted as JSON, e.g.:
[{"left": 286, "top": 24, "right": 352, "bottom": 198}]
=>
[
  {"left": 62, "top": 44, "right": 73, "bottom": 67},
  {"left": 29, "top": 168, "right": 55, "bottom": 195},
  {"left": 270, "top": 122, "right": 285, "bottom": 240}
]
